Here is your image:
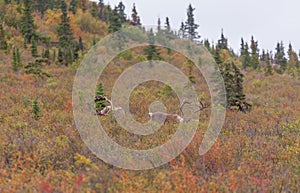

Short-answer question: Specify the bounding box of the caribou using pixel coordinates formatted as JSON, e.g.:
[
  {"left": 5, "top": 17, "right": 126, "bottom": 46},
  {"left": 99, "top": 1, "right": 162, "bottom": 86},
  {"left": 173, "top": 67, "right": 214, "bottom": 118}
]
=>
[{"left": 94, "top": 95, "right": 210, "bottom": 123}]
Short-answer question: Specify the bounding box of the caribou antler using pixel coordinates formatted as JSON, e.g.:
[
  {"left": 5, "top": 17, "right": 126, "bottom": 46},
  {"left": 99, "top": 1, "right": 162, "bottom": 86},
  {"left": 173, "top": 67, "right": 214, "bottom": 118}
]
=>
[
  {"left": 179, "top": 99, "right": 191, "bottom": 116},
  {"left": 194, "top": 100, "right": 210, "bottom": 113},
  {"left": 95, "top": 95, "right": 124, "bottom": 116},
  {"left": 95, "top": 95, "right": 112, "bottom": 116}
]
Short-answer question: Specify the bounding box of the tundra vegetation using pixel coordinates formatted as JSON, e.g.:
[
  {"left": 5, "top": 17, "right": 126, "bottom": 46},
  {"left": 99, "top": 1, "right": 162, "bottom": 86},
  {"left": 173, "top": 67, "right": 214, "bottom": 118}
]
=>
[{"left": 0, "top": 0, "right": 299, "bottom": 192}]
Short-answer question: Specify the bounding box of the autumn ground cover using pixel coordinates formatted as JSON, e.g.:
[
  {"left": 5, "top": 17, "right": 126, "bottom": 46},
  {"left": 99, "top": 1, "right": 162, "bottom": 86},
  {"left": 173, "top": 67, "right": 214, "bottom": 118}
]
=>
[
  {"left": 0, "top": 0, "right": 299, "bottom": 192},
  {"left": 0, "top": 55, "right": 299, "bottom": 192}
]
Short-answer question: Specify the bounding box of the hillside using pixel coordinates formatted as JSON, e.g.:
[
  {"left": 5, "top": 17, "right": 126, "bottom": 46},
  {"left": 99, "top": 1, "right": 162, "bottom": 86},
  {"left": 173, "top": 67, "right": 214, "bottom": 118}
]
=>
[{"left": 0, "top": 0, "right": 299, "bottom": 192}]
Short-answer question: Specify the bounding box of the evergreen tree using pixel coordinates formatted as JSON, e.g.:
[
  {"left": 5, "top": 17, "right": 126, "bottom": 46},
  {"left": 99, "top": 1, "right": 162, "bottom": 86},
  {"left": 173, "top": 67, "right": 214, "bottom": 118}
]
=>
[
  {"left": 0, "top": 22, "right": 7, "bottom": 50},
  {"left": 165, "top": 17, "right": 171, "bottom": 34},
  {"left": 79, "top": 36, "right": 84, "bottom": 51},
  {"left": 275, "top": 41, "right": 287, "bottom": 73},
  {"left": 57, "top": 0, "right": 75, "bottom": 66},
  {"left": 250, "top": 36, "right": 259, "bottom": 69},
  {"left": 117, "top": 1, "right": 127, "bottom": 24},
  {"left": 31, "top": 98, "right": 41, "bottom": 120},
  {"left": 35, "top": 0, "right": 55, "bottom": 17},
  {"left": 240, "top": 38, "right": 250, "bottom": 69},
  {"left": 260, "top": 49, "right": 266, "bottom": 61},
  {"left": 90, "top": 1, "right": 98, "bottom": 17},
  {"left": 185, "top": 59, "right": 196, "bottom": 84},
  {"left": 287, "top": 43, "right": 299, "bottom": 69},
  {"left": 58, "top": 48, "right": 63, "bottom": 64},
  {"left": 131, "top": 3, "right": 141, "bottom": 26},
  {"left": 184, "top": 4, "right": 200, "bottom": 41},
  {"left": 43, "top": 48, "right": 50, "bottom": 59},
  {"left": 31, "top": 39, "right": 39, "bottom": 57},
  {"left": 213, "top": 45, "right": 223, "bottom": 65},
  {"left": 157, "top": 17, "right": 161, "bottom": 32},
  {"left": 12, "top": 47, "right": 21, "bottom": 72},
  {"left": 265, "top": 51, "right": 273, "bottom": 76},
  {"left": 179, "top": 22, "right": 185, "bottom": 38},
  {"left": 144, "top": 28, "right": 161, "bottom": 61},
  {"left": 23, "top": 38, "right": 28, "bottom": 49},
  {"left": 16, "top": 47, "right": 21, "bottom": 67},
  {"left": 164, "top": 17, "right": 172, "bottom": 54},
  {"left": 73, "top": 41, "right": 79, "bottom": 60},
  {"left": 21, "top": 0, "right": 36, "bottom": 44},
  {"left": 98, "top": 0, "right": 105, "bottom": 21},
  {"left": 204, "top": 39, "right": 211, "bottom": 52},
  {"left": 105, "top": 4, "right": 112, "bottom": 23},
  {"left": 243, "top": 42, "right": 251, "bottom": 68},
  {"left": 217, "top": 29, "right": 228, "bottom": 50},
  {"left": 69, "top": 0, "right": 79, "bottom": 14},
  {"left": 79, "top": 0, "right": 88, "bottom": 12},
  {"left": 240, "top": 38, "right": 245, "bottom": 56},
  {"left": 95, "top": 82, "right": 106, "bottom": 112},
  {"left": 219, "top": 59, "right": 251, "bottom": 111},
  {"left": 108, "top": 6, "right": 122, "bottom": 33},
  {"left": 52, "top": 49, "right": 56, "bottom": 63},
  {"left": 92, "top": 37, "right": 97, "bottom": 46}
]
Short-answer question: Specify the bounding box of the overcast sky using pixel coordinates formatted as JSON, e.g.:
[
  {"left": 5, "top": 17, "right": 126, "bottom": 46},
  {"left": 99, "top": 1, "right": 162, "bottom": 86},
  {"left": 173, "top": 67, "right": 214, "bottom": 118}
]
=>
[{"left": 104, "top": 0, "right": 300, "bottom": 54}]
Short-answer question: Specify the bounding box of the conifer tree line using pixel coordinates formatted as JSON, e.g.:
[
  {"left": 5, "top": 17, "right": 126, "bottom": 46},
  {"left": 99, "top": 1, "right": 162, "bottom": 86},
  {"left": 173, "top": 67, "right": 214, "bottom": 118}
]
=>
[{"left": 1, "top": 0, "right": 300, "bottom": 111}]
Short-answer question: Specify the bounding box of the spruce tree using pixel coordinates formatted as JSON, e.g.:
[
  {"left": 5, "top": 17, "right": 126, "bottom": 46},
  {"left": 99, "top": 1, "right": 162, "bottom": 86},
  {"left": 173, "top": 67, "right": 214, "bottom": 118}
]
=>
[
  {"left": 105, "top": 5, "right": 112, "bottom": 23},
  {"left": 243, "top": 42, "right": 251, "bottom": 68},
  {"left": 117, "top": 1, "right": 127, "bottom": 24},
  {"left": 98, "top": 0, "right": 105, "bottom": 21},
  {"left": 43, "top": 48, "right": 50, "bottom": 59},
  {"left": 144, "top": 28, "right": 161, "bottom": 61},
  {"left": 157, "top": 17, "right": 161, "bottom": 32},
  {"left": 165, "top": 17, "right": 171, "bottom": 34},
  {"left": 287, "top": 43, "right": 299, "bottom": 69},
  {"left": 16, "top": 48, "right": 21, "bottom": 67},
  {"left": 90, "top": 1, "right": 98, "bottom": 17},
  {"left": 164, "top": 17, "right": 172, "bottom": 54},
  {"left": 35, "top": 0, "right": 55, "bottom": 17},
  {"left": 108, "top": 7, "right": 122, "bottom": 33},
  {"left": 217, "top": 29, "right": 228, "bottom": 50},
  {"left": 131, "top": 3, "right": 141, "bottom": 26},
  {"left": 213, "top": 45, "right": 223, "bottom": 65},
  {"left": 260, "top": 49, "right": 266, "bottom": 61},
  {"left": 275, "top": 42, "right": 287, "bottom": 73},
  {"left": 232, "top": 62, "right": 250, "bottom": 110},
  {"left": 184, "top": 4, "right": 200, "bottom": 41},
  {"left": 31, "top": 39, "right": 39, "bottom": 57},
  {"left": 79, "top": 0, "right": 88, "bottom": 12},
  {"left": 204, "top": 39, "right": 211, "bottom": 52},
  {"left": 179, "top": 22, "right": 185, "bottom": 38},
  {"left": 265, "top": 51, "right": 273, "bottom": 76},
  {"left": 250, "top": 36, "right": 259, "bottom": 69},
  {"left": 95, "top": 82, "right": 106, "bottom": 112},
  {"left": 79, "top": 36, "right": 84, "bottom": 51},
  {"left": 69, "top": 0, "right": 79, "bottom": 14},
  {"left": 240, "top": 38, "right": 245, "bottom": 56},
  {"left": 58, "top": 48, "right": 63, "bottom": 64},
  {"left": 219, "top": 59, "right": 251, "bottom": 111},
  {"left": 185, "top": 59, "right": 196, "bottom": 84},
  {"left": 21, "top": 0, "right": 36, "bottom": 44},
  {"left": 57, "top": 0, "right": 75, "bottom": 66},
  {"left": 0, "top": 22, "right": 7, "bottom": 50},
  {"left": 31, "top": 98, "right": 41, "bottom": 120},
  {"left": 12, "top": 47, "right": 20, "bottom": 72}
]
